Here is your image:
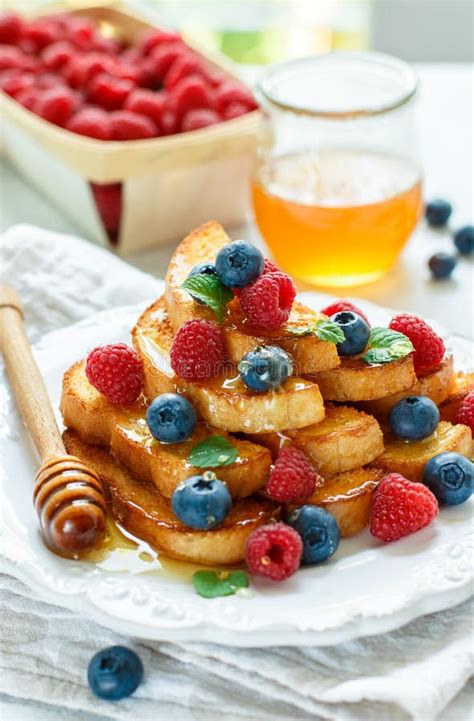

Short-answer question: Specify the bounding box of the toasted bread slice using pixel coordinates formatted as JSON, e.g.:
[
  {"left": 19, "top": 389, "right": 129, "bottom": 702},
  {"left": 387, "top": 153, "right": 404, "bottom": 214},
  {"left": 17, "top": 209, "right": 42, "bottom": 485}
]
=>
[
  {"left": 61, "top": 361, "right": 272, "bottom": 498},
  {"left": 358, "top": 355, "right": 455, "bottom": 421},
  {"left": 246, "top": 405, "right": 384, "bottom": 477},
  {"left": 164, "top": 221, "right": 340, "bottom": 374},
  {"left": 376, "top": 421, "right": 472, "bottom": 482},
  {"left": 311, "top": 354, "right": 417, "bottom": 402},
  {"left": 439, "top": 371, "right": 474, "bottom": 423},
  {"left": 132, "top": 297, "right": 326, "bottom": 433},
  {"left": 63, "top": 431, "right": 278, "bottom": 566},
  {"left": 290, "top": 466, "right": 384, "bottom": 537}
]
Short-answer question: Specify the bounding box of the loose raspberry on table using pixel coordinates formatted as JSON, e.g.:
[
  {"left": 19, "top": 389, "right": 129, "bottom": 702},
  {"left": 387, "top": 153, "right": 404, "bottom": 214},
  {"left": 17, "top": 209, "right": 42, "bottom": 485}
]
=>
[
  {"left": 88, "top": 72, "right": 134, "bottom": 110},
  {"left": 245, "top": 523, "right": 302, "bottom": 581},
  {"left": 370, "top": 473, "right": 438, "bottom": 542},
  {"left": 35, "top": 86, "right": 81, "bottom": 126},
  {"left": 170, "top": 319, "right": 225, "bottom": 380},
  {"left": 389, "top": 313, "right": 445, "bottom": 375},
  {"left": 455, "top": 391, "right": 474, "bottom": 433},
  {"left": 170, "top": 74, "right": 212, "bottom": 120},
  {"left": 90, "top": 183, "right": 122, "bottom": 236},
  {"left": 181, "top": 108, "right": 219, "bottom": 132},
  {"left": 222, "top": 100, "right": 249, "bottom": 120},
  {"left": 320, "top": 300, "right": 370, "bottom": 326},
  {"left": 85, "top": 343, "right": 143, "bottom": 406},
  {"left": 124, "top": 88, "right": 166, "bottom": 127},
  {"left": 138, "top": 29, "right": 182, "bottom": 56},
  {"left": 266, "top": 446, "right": 318, "bottom": 502},
  {"left": 214, "top": 81, "right": 257, "bottom": 114},
  {"left": 0, "top": 11, "right": 24, "bottom": 45},
  {"left": 240, "top": 271, "right": 296, "bottom": 330},
  {"left": 109, "top": 110, "right": 157, "bottom": 140},
  {"left": 41, "top": 40, "right": 76, "bottom": 72},
  {"left": 66, "top": 106, "right": 112, "bottom": 140},
  {"left": 164, "top": 51, "right": 204, "bottom": 90}
]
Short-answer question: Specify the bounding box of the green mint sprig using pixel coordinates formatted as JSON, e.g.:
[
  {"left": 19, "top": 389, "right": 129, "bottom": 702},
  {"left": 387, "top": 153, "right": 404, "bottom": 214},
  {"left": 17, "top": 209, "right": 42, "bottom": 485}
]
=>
[
  {"left": 287, "top": 318, "right": 345, "bottom": 344},
  {"left": 193, "top": 570, "right": 249, "bottom": 598},
  {"left": 181, "top": 274, "right": 233, "bottom": 323},
  {"left": 188, "top": 435, "right": 239, "bottom": 468},
  {"left": 362, "top": 327, "right": 414, "bottom": 365}
]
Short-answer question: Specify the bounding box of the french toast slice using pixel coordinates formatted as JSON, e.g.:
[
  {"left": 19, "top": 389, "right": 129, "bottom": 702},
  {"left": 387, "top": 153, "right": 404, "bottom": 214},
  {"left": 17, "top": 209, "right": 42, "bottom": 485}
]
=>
[
  {"left": 61, "top": 361, "right": 272, "bottom": 498},
  {"left": 376, "top": 421, "right": 472, "bottom": 482},
  {"left": 164, "top": 220, "right": 340, "bottom": 374},
  {"left": 63, "top": 431, "right": 278, "bottom": 566},
  {"left": 246, "top": 405, "right": 384, "bottom": 477},
  {"left": 290, "top": 466, "right": 384, "bottom": 537},
  {"left": 310, "top": 354, "right": 417, "bottom": 402},
  {"left": 439, "top": 371, "right": 474, "bottom": 423},
  {"left": 132, "top": 297, "right": 326, "bottom": 433},
  {"left": 358, "top": 355, "right": 455, "bottom": 421}
]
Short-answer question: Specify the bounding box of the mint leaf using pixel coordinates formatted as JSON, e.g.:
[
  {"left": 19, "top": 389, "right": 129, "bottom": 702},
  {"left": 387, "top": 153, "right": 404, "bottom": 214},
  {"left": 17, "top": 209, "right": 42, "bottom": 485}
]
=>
[
  {"left": 193, "top": 570, "right": 249, "bottom": 598},
  {"left": 286, "top": 319, "right": 344, "bottom": 344},
  {"left": 181, "top": 274, "right": 233, "bottom": 323},
  {"left": 363, "top": 327, "right": 414, "bottom": 365},
  {"left": 189, "top": 435, "right": 239, "bottom": 468}
]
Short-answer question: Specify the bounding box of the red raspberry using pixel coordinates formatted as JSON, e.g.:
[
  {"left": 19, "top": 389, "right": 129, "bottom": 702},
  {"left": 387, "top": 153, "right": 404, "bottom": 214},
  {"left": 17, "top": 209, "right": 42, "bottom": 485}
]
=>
[
  {"left": 0, "top": 69, "right": 34, "bottom": 97},
  {"left": 116, "top": 61, "right": 143, "bottom": 85},
  {"left": 90, "top": 183, "right": 122, "bottom": 236},
  {"left": 181, "top": 108, "right": 219, "bottom": 132},
  {"left": 86, "top": 343, "right": 143, "bottom": 406},
  {"left": 245, "top": 523, "right": 302, "bottom": 581},
  {"left": 214, "top": 81, "right": 257, "bottom": 114},
  {"left": 0, "top": 46, "right": 30, "bottom": 72},
  {"left": 389, "top": 313, "right": 445, "bottom": 375},
  {"left": 222, "top": 101, "right": 249, "bottom": 120},
  {"left": 16, "top": 86, "right": 40, "bottom": 110},
  {"left": 23, "top": 21, "right": 58, "bottom": 51},
  {"left": 93, "top": 35, "right": 122, "bottom": 55},
  {"left": 109, "top": 110, "right": 157, "bottom": 140},
  {"left": 171, "top": 75, "right": 212, "bottom": 120},
  {"left": 36, "top": 72, "right": 66, "bottom": 89},
  {"left": 170, "top": 319, "right": 225, "bottom": 380},
  {"left": 66, "top": 106, "right": 112, "bottom": 140},
  {"left": 68, "top": 17, "right": 96, "bottom": 50},
  {"left": 370, "top": 473, "right": 438, "bottom": 542},
  {"left": 88, "top": 72, "right": 134, "bottom": 110},
  {"left": 147, "top": 42, "right": 184, "bottom": 82},
  {"left": 165, "top": 52, "right": 204, "bottom": 90},
  {"left": 0, "top": 12, "right": 24, "bottom": 45},
  {"left": 138, "top": 29, "right": 181, "bottom": 56},
  {"left": 123, "top": 88, "right": 165, "bottom": 127},
  {"left": 233, "top": 259, "right": 280, "bottom": 298},
  {"left": 160, "top": 109, "right": 178, "bottom": 135},
  {"left": 320, "top": 300, "right": 370, "bottom": 326},
  {"left": 455, "top": 391, "right": 474, "bottom": 432},
  {"left": 41, "top": 40, "right": 76, "bottom": 71},
  {"left": 266, "top": 446, "right": 318, "bottom": 502},
  {"left": 36, "top": 86, "right": 81, "bottom": 126},
  {"left": 66, "top": 53, "right": 117, "bottom": 88},
  {"left": 240, "top": 271, "right": 296, "bottom": 330}
]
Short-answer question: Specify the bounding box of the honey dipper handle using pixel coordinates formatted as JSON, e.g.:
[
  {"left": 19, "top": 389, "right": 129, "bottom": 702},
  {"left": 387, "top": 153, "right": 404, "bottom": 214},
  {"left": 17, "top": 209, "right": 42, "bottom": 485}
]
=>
[{"left": 0, "top": 286, "right": 64, "bottom": 460}]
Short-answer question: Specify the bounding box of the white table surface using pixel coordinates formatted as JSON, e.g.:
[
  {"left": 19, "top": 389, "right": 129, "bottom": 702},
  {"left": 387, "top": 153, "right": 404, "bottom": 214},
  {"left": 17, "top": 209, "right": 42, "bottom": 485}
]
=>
[{"left": 0, "top": 63, "right": 473, "bottom": 721}]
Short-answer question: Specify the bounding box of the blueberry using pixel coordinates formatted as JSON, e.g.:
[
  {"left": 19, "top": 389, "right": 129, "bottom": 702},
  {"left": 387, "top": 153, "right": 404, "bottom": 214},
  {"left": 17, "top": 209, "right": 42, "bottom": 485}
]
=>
[
  {"left": 286, "top": 505, "right": 340, "bottom": 564},
  {"left": 215, "top": 240, "right": 264, "bottom": 288},
  {"left": 87, "top": 646, "right": 143, "bottom": 701},
  {"left": 331, "top": 311, "right": 370, "bottom": 356},
  {"left": 188, "top": 262, "right": 217, "bottom": 278},
  {"left": 146, "top": 393, "right": 197, "bottom": 443},
  {"left": 453, "top": 225, "right": 474, "bottom": 255},
  {"left": 425, "top": 198, "right": 452, "bottom": 227},
  {"left": 238, "top": 345, "right": 293, "bottom": 392},
  {"left": 389, "top": 396, "right": 440, "bottom": 441},
  {"left": 171, "top": 471, "right": 232, "bottom": 529},
  {"left": 423, "top": 452, "right": 473, "bottom": 505},
  {"left": 428, "top": 252, "right": 457, "bottom": 279}
]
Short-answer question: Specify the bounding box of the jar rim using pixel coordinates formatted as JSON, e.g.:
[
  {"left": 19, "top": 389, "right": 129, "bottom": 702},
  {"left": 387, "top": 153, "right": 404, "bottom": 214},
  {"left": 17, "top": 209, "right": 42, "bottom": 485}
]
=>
[{"left": 257, "top": 51, "right": 419, "bottom": 119}]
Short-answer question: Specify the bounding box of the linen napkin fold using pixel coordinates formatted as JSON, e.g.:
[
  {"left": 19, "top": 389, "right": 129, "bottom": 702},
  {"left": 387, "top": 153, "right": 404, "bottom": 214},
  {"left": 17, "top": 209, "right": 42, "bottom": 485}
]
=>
[{"left": 1, "top": 224, "right": 473, "bottom": 721}]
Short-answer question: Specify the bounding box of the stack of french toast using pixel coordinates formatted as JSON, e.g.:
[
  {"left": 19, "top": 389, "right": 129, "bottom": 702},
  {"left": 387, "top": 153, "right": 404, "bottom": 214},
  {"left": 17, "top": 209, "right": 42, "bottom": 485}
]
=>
[{"left": 61, "top": 221, "right": 473, "bottom": 573}]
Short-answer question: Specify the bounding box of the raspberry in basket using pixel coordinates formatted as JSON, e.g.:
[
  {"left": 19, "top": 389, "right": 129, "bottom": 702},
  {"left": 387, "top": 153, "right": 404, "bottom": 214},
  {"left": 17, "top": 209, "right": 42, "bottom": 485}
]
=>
[
  {"left": 170, "top": 75, "right": 212, "bottom": 120},
  {"left": 124, "top": 88, "right": 166, "bottom": 127},
  {"left": 0, "top": 11, "right": 24, "bottom": 45},
  {"left": 88, "top": 72, "right": 134, "bottom": 111},
  {"left": 36, "top": 86, "right": 81, "bottom": 126},
  {"left": 41, "top": 41, "right": 76, "bottom": 73},
  {"left": 181, "top": 108, "right": 219, "bottom": 132},
  {"left": 214, "top": 81, "right": 258, "bottom": 114},
  {"left": 389, "top": 313, "right": 445, "bottom": 375},
  {"left": 86, "top": 343, "right": 143, "bottom": 406},
  {"left": 245, "top": 523, "right": 302, "bottom": 581},
  {"left": 66, "top": 106, "right": 112, "bottom": 140},
  {"left": 109, "top": 111, "right": 157, "bottom": 140}
]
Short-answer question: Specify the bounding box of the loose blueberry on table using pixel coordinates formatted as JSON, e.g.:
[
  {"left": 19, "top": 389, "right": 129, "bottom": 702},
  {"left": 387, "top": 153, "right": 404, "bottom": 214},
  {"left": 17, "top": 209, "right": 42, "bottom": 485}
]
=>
[{"left": 88, "top": 646, "right": 143, "bottom": 700}]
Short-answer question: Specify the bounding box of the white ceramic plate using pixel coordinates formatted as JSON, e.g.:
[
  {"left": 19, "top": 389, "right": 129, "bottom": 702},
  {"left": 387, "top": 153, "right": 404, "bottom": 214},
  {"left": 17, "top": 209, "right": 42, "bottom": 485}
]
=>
[{"left": 1, "top": 299, "right": 472, "bottom": 647}]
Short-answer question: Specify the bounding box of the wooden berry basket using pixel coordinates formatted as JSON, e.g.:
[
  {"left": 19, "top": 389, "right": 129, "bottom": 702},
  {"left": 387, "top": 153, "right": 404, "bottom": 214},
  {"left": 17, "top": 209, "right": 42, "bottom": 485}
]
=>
[{"left": 1, "top": 4, "right": 261, "bottom": 253}]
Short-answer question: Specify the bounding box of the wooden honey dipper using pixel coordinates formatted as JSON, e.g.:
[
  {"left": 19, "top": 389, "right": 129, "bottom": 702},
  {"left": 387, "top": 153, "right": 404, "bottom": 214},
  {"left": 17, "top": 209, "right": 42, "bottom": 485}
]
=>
[{"left": 0, "top": 285, "right": 107, "bottom": 558}]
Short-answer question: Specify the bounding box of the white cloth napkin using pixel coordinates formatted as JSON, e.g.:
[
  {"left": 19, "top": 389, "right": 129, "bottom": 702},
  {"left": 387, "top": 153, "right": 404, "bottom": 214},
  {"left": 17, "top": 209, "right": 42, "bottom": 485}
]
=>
[{"left": 1, "top": 225, "right": 473, "bottom": 721}]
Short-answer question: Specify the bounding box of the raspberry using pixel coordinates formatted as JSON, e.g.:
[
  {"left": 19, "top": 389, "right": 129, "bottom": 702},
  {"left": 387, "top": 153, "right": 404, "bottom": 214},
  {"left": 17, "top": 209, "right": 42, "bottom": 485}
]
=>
[
  {"left": 66, "top": 106, "right": 112, "bottom": 140},
  {"left": 170, "top": 319, "right": 225, "bottom": 380},
  {"left": 214, "top": 81, "right": 257, "bottom": 114},
  {"left": 109, "top": 111, "right": 157, "bottom": 140},
  {"left": 370, "top": 473, "right": 438, "bottom": 542},
  {"left": 90, "top": 183, "right": 122, "bottom": 236},
  {"left": 222, "top": 100, "right": 249, "bottom": 120},
  {"left": 41, "top": 40, "right": 76, "bottom": 71},
  {"left": 0, "top": 69, "right": 34, "bottom": 97},
  {"left": 35, "top": 86, "right": 81, "bottom": 126},
  {"left": 266, "top": 446, "right": 318, "bottom": 502},
  {"left": 181, "top": 108, "right": 219, "bottom": 132},
  {"left": 455, "top": 391, "right": 474, "bottom": 432},
  {"left": 320, "top": 300, "right": 370, "bottom": 326},
  {"left": 389, "top": 313, "right": 445, "bottom": 375},
  {"left": 233, "top": 259, "right": 280, "bottom": 297},
  {"left": 68, "top": 17, "right": 96, "bottom": 50},
  {"left": 240, "top": 271, "right": 296, "bottom": 330},
  {"left": 16, "top": 86, "right": 40, "bottom": 110},
  {"left": 123, "top": 88, "right": 165, "bottom": 127},
  {"left": 93, "top": 35, "right": 122, "bottom": 55},
  {"left": 37, "top": 72, "right": 66, "bottom": 89},
  {"left": 116, "top": 61, "right": 143, "bottom": 85},
  {"left": 171, "top": 75, "right": 212, "bottom": 120},
  {"left": 88, "top": 72, "right": 134, "bottom": 110},
  {"left": 86, "top": 343, "right": 143, "bottom": 405},
  {"left": 66, "top": 53, "right": 117, "bottom": 88},
  {"left": 138, "top": 29, "right": 181, "bottom": 56},
  {"left": 165, "top": 52, "right": 204, "bottom": 90},
  {"left": 23, "top": 21, "right": 59, "bottom": 51},
  {"left": 147, "top": 42, "right": 184, "bottom": 82},
  {"left": 0, "top": 12, "right": 24, "bottom": 45},
  {"left": 0, "top": 46, "right": 30, "bottom": 72},
  {"left": 245, "top": 523, "right": 302, "bottom": 581},
  {"left": 160, "top": 109, "right": 178, "bottom": 135}
]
